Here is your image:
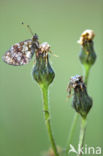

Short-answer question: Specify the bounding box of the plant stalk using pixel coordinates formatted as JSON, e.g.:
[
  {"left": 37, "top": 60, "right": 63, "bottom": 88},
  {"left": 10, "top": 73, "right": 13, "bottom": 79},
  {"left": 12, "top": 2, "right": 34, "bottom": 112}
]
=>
[
  {"left": 65, "top": 112, "right": 79, "bottom": 156},
  {"left": 84, "top": 64, "right": 91, "bottom": 86},
  {"left": 41, "top": 84, "right": 59, "bottom": 156},
  {"left": 77, "top": 118, "right": 87, "bottom": 156}
]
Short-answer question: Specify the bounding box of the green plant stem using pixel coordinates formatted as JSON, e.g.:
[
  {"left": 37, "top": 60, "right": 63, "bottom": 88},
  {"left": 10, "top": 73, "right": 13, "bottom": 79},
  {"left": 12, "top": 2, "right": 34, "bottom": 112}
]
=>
[
  {"left": 65, "top": 112, "right": 79, "bottom": 156},
  {"left": 41, "top": 84, "right": 59, "bottom": 156},
  {"left": 84, "top": 64, "right": 91, "bottom": 86},
  {"left": 77, "top": 118, "right": 87, "bottom": 156}
]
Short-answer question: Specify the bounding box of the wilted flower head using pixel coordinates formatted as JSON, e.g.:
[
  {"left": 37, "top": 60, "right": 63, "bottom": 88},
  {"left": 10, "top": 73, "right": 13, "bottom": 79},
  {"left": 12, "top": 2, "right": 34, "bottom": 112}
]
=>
[
  {"left": 67, "top": 75, "right": 93, "bottom": 119},
  {"left": 67, "top": 75, "right": 83, "bottom": 95},
  {"left": 78, "top": 29, "right": 95, "bottom": 46},
  {"left": 78, "top": 29, "right": 96, "bottom": 66},
  {"left": 35, "top": 42, "right": 50, "bottom": 58},
  {"left": 39, "top": 42, "right": 50, "bottom": 53},
  {"left": 32, "top": 37, "right": 55, "bottom": 87}
]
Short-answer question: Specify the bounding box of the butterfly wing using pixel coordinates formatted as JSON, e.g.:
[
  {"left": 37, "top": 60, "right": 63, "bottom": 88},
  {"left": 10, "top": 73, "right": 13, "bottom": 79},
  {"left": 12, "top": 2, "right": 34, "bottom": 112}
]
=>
[{"left": 2, "top": 39, "right": 34, "bottom": 66}]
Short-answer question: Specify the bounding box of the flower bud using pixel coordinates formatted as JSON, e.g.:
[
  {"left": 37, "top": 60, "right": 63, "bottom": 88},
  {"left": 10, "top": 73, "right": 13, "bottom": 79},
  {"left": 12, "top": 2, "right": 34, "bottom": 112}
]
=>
[
  {"left": 78, "top": 29, "right": 96, "bottom": 66},
  {"left": 67, "top": 75, "right": 93, "bottom": 119},
  {"left": 32, "top": 42, "right": 55, "bottom": 87}
]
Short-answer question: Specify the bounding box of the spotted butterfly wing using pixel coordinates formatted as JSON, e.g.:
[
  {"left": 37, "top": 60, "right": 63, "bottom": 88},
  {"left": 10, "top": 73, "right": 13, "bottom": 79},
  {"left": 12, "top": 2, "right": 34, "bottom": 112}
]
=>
[{"left": 2, "top": 39, "right": 34, "bottom": 66}]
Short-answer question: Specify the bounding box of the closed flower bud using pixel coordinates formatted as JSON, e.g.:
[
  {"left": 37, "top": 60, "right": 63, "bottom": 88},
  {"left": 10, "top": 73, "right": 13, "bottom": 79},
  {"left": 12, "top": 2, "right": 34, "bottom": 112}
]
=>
[
  {"left": 32, "top": 42, "right": 55, "bottom": 87},
  {"left": 78, "top": 29, "right": 96, "bottom": 66},
  {"left": 67, "top": 75, "right": 93, "bottom": 119}
]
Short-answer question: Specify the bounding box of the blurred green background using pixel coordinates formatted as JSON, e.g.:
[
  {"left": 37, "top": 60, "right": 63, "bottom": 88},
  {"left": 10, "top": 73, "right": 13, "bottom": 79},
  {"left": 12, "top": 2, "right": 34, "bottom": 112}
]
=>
[{"left": 0, "top": 0, "right": 103, "bottom": 156}]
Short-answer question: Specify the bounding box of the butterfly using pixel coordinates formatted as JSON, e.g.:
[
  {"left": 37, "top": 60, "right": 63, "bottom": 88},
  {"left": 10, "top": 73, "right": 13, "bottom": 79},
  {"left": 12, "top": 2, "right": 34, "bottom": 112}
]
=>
[{"left": 2, "top": 33, "right": 40, "bottom": 66}]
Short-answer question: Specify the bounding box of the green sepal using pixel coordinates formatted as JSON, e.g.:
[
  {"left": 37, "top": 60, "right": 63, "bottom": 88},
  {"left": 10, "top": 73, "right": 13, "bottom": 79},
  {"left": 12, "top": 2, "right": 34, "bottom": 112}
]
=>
[{"left": 32, "top": 55, "right": 55, "bottom": 87}]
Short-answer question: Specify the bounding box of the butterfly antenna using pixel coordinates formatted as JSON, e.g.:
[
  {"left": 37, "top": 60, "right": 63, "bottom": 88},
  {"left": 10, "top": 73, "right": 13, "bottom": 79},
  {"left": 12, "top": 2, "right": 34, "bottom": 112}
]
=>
[{"left": 22, "top": 22, "right": 34, "bottom": 36}]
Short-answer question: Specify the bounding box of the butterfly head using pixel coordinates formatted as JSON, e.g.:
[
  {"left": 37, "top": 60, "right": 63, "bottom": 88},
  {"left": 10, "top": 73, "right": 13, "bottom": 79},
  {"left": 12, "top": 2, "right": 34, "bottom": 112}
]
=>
[
  {"left": 31, "top": 33, "right": 40, "bottom": 50},
  {"left": 32, "top": 33, "right": 38, "bottom": 41}
]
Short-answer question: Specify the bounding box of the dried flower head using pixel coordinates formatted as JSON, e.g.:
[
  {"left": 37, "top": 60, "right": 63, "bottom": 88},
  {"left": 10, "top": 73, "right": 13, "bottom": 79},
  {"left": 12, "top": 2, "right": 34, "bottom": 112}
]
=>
[
  {"left": 67, "top": 75, "right": 84, "bottom": 96},
  {"left": 39, "top": 42, "right": 50, "bottom": 53},
  {"left": 35, "top": 42, "right": 50, "bottom": 59},
  {"left": 78, "top": 29, "right": 95, "bottom": 46},
  {"left": 67, "top": 75, "right": 93, "bottom": 119}
]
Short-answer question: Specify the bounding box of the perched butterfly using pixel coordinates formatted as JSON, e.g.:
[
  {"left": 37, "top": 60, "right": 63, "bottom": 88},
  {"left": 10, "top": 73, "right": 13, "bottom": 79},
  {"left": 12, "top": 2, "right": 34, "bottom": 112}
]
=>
[
  {"left": 2, "top": 32, "right": 40, "bottom": 66},
  {"left": 2, "top": 24, "right": 56, "bottom": 66}
]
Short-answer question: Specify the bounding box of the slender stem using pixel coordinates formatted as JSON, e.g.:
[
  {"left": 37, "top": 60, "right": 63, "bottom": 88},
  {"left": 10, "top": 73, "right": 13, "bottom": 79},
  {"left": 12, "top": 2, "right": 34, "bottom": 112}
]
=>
[
  {"left": 77, "top": 118, "right": 87, "bottom": 156},
  {"left": 41, "top": 84, "right": 59, "bottom": 156},
  {"left": 84, "top": 64, "right": 91, "bottom": 86},
  {"left": 65, "top": 112, "right": 79, "bottom": 156}
]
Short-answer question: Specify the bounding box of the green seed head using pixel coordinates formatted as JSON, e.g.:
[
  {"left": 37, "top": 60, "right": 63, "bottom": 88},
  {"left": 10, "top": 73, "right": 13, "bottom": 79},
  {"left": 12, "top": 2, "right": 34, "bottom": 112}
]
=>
[
  {"left": 32, "top": 42, "right": 55, "bottom": 87},
  {"left": 67, "top": 75, "right": 93, "bottom": 119},
  {"left": 78, "top": 30, "right": 96, "bottom": 67}
]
